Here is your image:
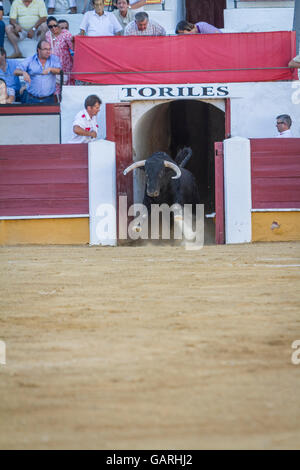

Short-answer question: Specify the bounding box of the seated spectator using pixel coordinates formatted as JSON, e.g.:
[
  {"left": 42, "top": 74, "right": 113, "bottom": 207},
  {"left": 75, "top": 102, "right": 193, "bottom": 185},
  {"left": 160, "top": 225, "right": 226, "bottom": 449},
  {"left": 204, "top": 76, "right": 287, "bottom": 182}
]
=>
[
  {"left": 5, "top": 0, "right": 48, "bottom": 59},
  {"left": 69, "top": 94, "right": 102, "bottom": 143},
  {"left": 80, "top": 0, "right": 122, "bottom": 36},
  {"left": 58, "top": 19, "right": 70, "bottom": 30},
  {"left": 113, "top": 0, "right": 135, "bottom": 34},
  {"left": 124, "top": 12, "right": 166, "bottom": 36},
  {"left": 175, "top": 20, "right": 222, "bottom": 35},
  {"left": 83, "top": 0, "right": 145, "bottom": 14},
  {"left": 0, "top": 47, "right": 21, "bottom": 100},
  {"left": 276, "top": 114, "right": 293, "bottom": 138},
  {"left": 58, "top": 19, "right": 74, "bottom": 56},
  {"left": 113, "top": 0, "right": 146, "bottom": 8},
  {"left": 0, "top": 78, "right": 15, "bottom": 103},
  {"left": 288, "top": 55, "right": 300, "bottom": 68},
  {"left": 45, "top": 16, "right": 73, "bottom": 91},
  {"left": 14, "top": 39, "right": 61, "bottom": 104},
  {"left": 48, "top": 0, "right": 77, "bottom": 15},
  {"left": 0, "top": 1, "right": 5, "bottom": 48}
]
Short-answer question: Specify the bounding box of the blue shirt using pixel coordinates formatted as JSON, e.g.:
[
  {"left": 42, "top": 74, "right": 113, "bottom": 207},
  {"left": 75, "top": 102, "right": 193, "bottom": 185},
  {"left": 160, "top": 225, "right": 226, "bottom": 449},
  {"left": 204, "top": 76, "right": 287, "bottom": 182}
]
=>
[
  {"left": 0, "top": 59, "right": 21, "bottom": 93},
  {"left": 18, "top": 53, "right": 61, "bottom": 97}
]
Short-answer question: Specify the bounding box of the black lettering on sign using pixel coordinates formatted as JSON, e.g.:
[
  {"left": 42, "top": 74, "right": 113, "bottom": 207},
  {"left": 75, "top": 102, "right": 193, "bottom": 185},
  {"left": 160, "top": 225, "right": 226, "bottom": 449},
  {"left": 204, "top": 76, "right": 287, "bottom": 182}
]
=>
[
  {"left": 138, "top": 87, "right": 156, "bottom": 98},
  {"left": 177, "top": 87, "right": 186, "bottom": 97},
  {"left": 159, "top": 87, "right": 176, "bottom": 97},
  {"left": 217, "top": 86, "right": 229, "bottom": 96},
  {"left": 121, "top": 87, "right": 137, "bottom": 98},
  {"left": 201, "top": 87, "right": 215, "bottom": 97},
  {"left": 187, "top": 87, "right": 201, "bottom": 97}
]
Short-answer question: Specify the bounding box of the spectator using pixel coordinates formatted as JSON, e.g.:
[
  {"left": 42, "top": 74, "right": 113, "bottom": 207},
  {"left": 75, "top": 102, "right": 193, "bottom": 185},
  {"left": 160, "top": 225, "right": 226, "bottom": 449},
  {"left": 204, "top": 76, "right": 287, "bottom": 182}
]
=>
[
  {"left": 58, "top": 19, "right": 74, "bottom": 56},
  {"left": 113, "top": 0, "right": 146, "bottom": 8},
  {"left": 80, "top": 0, "right": 122, "bottom": 36},
  {"left": 276, "top": 114, "right": 293, "bottom": 138},
  {"left": 0, "top": 1, "right": 5, "bottom": 48},
  {"left": 45, "top": 16, "right": 73, "bottom": 90},
  {"left": 124, "top": 12, "right": 166, "bottom": 36},
  {"left": 69, "top": 94, "right": 102, "bottom": 143},
  {"left": 113, "top": 0, "right": 135, "bottom": 34},
  {"left": 83, "top": 0, "right": 145, "bottom": 14},
  {"left": 58, "top": 19, "right": 70, "bottom": 30},
  {"left": 288, "top": 55, "right": 300, "bottom": 68},
  {"left": 48, "top": 0, "right": 77, "bottom": 15},
  {"left": 5, "top": 0, "right": 48, "bottom": 59},
  {"left": 0, "top": 47, "right": 21, "bottom": 100},
  {"left": 0, "top": 78, "right": 15, "bottom": 103},
  {"left": 175, "top": 20, "right": 222, "bottom": 35},
  {"left": 14, "top": 39, "right": 61, "bottom": 104}
]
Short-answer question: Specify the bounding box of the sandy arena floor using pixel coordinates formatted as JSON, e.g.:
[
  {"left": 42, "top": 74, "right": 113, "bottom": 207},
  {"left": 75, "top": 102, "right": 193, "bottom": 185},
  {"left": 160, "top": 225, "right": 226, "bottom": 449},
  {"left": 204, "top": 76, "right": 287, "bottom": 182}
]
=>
[{"left": 0, "top": 241, "right": 300, "bottom": 450}]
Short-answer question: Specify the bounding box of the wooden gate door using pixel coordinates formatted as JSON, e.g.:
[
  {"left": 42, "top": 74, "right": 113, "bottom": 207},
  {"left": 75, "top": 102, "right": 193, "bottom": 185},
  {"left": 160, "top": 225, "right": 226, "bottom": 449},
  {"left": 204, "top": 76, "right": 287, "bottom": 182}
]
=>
[
  {"left": 214, "top": 142, "right": 225, "bottom": 244},
  {"left": 106, "top": 103, "right": 133, "bottom": 242}
]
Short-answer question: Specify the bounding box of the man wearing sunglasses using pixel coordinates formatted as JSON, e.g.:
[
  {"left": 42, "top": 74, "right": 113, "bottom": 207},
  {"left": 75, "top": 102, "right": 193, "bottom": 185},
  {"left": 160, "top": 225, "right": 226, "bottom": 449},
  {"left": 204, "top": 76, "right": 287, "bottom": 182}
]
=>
[
  {"left": 5, "top": 0, "right": 48, "bottom": 58},
  {"left": 276, "top": 115, "right": 293, "bottom": 138},
  {"left": 14, "top": 39, "right": 61, "bottom": 104}
]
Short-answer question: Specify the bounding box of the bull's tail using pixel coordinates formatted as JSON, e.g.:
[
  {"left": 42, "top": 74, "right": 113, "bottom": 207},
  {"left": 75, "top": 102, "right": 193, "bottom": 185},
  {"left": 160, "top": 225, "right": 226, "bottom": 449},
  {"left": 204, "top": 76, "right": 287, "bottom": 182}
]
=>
[{"left": 175, "top": 147, "right": 193, "bottom": 168}]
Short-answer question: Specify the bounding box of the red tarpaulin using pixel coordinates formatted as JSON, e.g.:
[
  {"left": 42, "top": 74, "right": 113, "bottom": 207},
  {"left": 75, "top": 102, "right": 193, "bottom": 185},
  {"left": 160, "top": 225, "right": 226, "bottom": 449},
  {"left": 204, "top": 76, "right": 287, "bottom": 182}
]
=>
[{"left": 72, "top": 31, "right": 297, "bottom": 85}]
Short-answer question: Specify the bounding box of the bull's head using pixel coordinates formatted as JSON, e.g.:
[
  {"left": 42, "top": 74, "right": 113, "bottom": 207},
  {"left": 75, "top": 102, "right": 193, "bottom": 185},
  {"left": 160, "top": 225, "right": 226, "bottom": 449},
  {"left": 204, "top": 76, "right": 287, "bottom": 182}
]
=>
[{"left": 123, "top": 158, "right": 181, "bottom": 198}]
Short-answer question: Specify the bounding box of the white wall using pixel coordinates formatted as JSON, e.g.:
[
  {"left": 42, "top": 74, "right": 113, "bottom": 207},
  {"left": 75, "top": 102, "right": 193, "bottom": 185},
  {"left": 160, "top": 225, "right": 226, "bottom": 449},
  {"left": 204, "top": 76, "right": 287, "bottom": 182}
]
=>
[
  {"left": 0, "top": 114, "right": 60, "bottom": 145},
  {"left": 61, "top": 81, "right": 300, "bottom": 144},
  {"left": 230, "top": 81, "right": 300, "bottom": 138},
  {"left": 224, "top": 7, "right": 294, "bottom": 32}
]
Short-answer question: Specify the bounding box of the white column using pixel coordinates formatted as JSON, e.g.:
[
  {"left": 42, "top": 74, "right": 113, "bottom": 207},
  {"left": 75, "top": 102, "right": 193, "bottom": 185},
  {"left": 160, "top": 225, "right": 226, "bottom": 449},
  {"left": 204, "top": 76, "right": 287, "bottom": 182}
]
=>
[
  {"left": 88, "top": 139, "right": 117, "bottom": 246},
  {"left": 223, "top": 136, "right": 252, "bottom": 244}
]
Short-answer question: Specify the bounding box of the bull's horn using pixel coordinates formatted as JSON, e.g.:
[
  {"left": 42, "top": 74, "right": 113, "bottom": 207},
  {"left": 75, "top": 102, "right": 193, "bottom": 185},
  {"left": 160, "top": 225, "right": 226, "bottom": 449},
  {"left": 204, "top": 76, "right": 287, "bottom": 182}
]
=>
[
  {"left": 123, "top": 160, "right": 146, "bottom": 176},
  {"left": 164, "top": 161, "right": 181, "bottom": 179}
]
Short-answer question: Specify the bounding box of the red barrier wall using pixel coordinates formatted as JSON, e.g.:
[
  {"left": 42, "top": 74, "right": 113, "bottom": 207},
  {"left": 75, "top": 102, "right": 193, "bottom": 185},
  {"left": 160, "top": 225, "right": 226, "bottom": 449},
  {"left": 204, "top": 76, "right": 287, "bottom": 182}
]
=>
[
  {"left": 0, "top": 144, "right": 89, "bottom": 217},
  {"left": 251, "top": 138, "right": 300, "bottom": 209}
]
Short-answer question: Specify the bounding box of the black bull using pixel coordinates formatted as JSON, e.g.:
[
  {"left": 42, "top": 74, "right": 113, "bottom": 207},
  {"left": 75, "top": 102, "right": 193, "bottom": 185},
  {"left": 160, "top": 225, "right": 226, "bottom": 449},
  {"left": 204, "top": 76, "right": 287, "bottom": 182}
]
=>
[{"left": 123, "top": 151, "right": 201, "bottom": 213}]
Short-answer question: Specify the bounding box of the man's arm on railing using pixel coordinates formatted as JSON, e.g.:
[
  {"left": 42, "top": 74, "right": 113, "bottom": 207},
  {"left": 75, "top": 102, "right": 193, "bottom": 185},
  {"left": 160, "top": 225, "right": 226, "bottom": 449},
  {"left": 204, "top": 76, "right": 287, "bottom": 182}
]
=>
[{"left": 288, "top": 58, "right": 300, "bottom": 68}]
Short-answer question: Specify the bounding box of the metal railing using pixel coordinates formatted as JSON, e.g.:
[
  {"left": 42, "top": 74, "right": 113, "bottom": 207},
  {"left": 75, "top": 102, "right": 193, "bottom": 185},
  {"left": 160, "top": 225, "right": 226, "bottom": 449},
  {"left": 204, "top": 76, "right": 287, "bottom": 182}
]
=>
[{"left": 234, "top": 0, "right": 294, "bottom": 7}]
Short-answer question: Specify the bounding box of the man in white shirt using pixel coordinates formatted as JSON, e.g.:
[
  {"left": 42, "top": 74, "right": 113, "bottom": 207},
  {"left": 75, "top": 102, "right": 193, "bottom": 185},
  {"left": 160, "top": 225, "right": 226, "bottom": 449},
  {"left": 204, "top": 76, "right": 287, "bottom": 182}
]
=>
[
  {"left": 69, "top": 95, "right": 102, "bottom": 143},
  {"left": 276, "top": 114, "right": 293, "bottom": 138},
  {"left": 80, "top": 0, "right": 122, "bottom": 36}
]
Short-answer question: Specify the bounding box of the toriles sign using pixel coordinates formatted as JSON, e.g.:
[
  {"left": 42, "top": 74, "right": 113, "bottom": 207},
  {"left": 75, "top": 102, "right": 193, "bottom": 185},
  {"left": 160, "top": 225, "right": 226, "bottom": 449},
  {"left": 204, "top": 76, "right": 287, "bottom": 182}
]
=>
[{"left": 120, "top": 84, "right": 230, "bottom": 101}]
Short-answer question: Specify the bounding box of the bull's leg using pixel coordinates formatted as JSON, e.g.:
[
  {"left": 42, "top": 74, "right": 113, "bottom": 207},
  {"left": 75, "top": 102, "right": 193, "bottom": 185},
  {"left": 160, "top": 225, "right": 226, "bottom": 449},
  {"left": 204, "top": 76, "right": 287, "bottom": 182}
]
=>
[{"left": 130, "top": 198, "right": 151, "bottom": 236}]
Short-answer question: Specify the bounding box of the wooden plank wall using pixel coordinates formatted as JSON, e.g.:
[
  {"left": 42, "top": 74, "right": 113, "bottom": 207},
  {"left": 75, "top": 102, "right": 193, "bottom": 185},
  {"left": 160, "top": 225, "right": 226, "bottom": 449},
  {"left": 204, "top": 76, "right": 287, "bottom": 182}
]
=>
[
  {"left": 251, "top": 138, "right": 300, "bottom": 209},
  {"left": 0, "top": 144, "right": 89, "bottom": 217}
]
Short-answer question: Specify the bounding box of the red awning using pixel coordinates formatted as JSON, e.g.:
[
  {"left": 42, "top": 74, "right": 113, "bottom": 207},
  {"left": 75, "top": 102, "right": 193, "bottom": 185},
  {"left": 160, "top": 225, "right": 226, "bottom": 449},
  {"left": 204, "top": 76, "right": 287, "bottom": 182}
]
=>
[{"left": 72, "top": 31, "right": 297, "bottom": 85}]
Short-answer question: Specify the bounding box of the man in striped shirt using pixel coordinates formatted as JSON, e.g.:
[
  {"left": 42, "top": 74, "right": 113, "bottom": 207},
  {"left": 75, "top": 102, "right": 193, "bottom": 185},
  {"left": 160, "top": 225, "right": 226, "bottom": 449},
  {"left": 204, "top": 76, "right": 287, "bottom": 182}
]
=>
[
  {"left": 124, "top": 11, "right": 166, "bottom": 36},
  {"left": 5, "top": 0, "right": 48, "bottom": 58}
]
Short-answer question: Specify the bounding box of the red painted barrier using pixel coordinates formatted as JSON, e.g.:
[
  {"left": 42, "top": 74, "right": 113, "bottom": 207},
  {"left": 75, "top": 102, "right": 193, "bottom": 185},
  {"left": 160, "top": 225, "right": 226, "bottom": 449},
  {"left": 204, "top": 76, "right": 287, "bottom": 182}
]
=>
[
  {"left": 251, "top": 138, "right": 300, "bottom": 209},
  {"left": 73, "top": 31, "right": 297, "bottom": 85},
  {"left": 0, "top": 144, "right": 89, "bottom": 217}
]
